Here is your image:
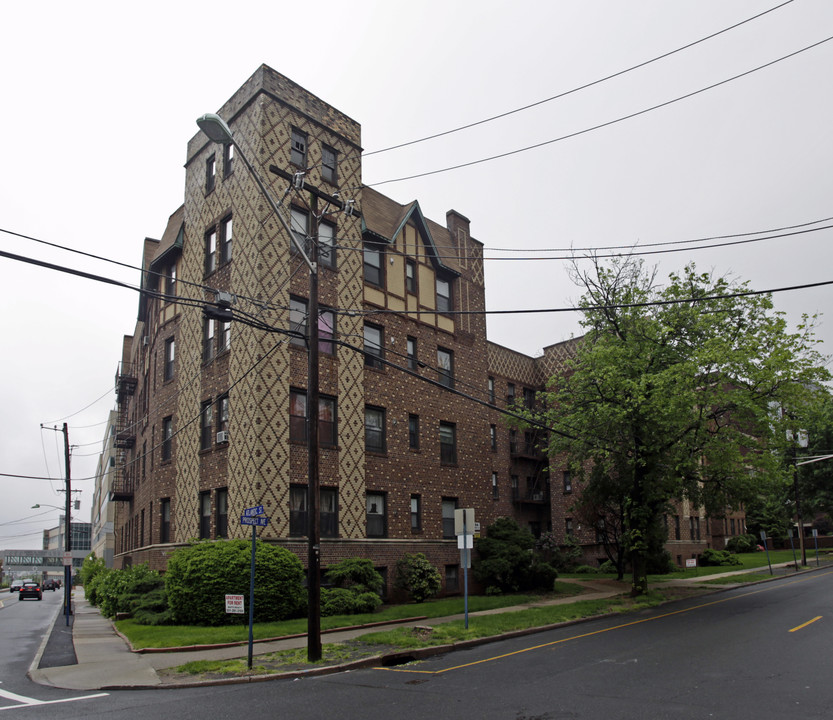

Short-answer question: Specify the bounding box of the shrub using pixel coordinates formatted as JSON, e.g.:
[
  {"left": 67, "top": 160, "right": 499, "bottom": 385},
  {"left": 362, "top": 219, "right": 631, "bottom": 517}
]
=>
[
  {"left": 131, "top": 588, "right": 173, "bottom": 626},
  {"left": 94, "top": 564, "right": 165, "bottom": 618},
  {"left": 573, "top": 565, "right": 599, "bottom": 574},
  {"left": 475, "top": 517, "right": 536, "bottom": 593},
  {"left": 165, "top": 540, "right": 306, "bottom": 626},
  {"left": 725, "top": 534, "right": 758, "bottom": 554},
  {"left": 319, "top": 588, "right": 383, "bottom": 617},
  {"left": 524, "top": 559, "right": 558, "bottom": 591},
  {"left": 394, "top": 553, "right": 441, "bottom": 603},
  {"left": 700, "top": 549, "right": 742, "bottom": 567},
  {"left": 598, "top": 560, "right": 616, "bottom": 574},
  {"left": 645, "top": 549, "right": 676, "bottom": 575},
  {"left": 325, "top": 558, "right": 383, "bottom": 595}
]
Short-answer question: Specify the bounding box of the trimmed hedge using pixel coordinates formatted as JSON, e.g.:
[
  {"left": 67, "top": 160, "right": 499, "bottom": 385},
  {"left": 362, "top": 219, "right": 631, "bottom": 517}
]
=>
[{"left": 164, "top": 540, "right": 306, "bottom": 626}]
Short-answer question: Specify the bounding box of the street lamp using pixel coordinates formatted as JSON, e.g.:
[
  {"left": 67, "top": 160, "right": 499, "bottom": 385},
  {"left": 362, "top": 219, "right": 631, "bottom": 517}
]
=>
[{"left": 196, "top": 113, "right": 323, "bottom": 661}]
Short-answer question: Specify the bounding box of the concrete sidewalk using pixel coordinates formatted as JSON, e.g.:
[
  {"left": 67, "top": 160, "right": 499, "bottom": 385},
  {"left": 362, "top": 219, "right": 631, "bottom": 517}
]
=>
[{"left": 28, "top": 561, "right": 822, "bottom": 691}]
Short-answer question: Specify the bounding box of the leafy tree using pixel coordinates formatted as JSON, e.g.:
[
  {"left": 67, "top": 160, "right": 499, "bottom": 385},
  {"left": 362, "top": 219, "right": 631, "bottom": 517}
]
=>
[
  {"left": 165, "top": 540, "right": 306, "bottom": 626},
  {"left": 530, "top": 258, "right": 828, "bottom": 596},
  {"left": 475, "top": 517, "right": 558, "bottom": 592},
  {"left": 394, "top": 553, "right": 441, "bottom": 603},
  {"left": 325, "top": 558, "right": 384, "bottom": 595}
]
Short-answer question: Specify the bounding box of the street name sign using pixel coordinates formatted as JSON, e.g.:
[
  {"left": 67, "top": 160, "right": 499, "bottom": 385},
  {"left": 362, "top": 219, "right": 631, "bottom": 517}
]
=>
[
  {"left": 242, "top": 505, "right": 264, "bottom": 517},
  {"left": 241, "top": 515, "right": 269, "bottom": 527}
]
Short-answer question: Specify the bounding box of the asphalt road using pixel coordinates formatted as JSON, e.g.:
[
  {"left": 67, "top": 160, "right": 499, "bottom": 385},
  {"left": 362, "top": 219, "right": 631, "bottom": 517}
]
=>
[{"left": 2, "top": 569, "right": 832, "bottom": 718}]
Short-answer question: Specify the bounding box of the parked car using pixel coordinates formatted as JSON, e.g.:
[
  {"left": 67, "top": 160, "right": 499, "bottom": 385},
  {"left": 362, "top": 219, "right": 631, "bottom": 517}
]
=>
[
  {"left": 42, "top": 579, "right": 58, "bottom": 591},
  {"left": 18, "top": 582, "right": 43, "bottom": 601}
]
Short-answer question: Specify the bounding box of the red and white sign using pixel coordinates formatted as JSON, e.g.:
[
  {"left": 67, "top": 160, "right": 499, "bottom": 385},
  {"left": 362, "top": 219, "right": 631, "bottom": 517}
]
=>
[
  {"left": 225, "top": 594, "right": 245, "bottom": 614},
  {"left": 62, "top": 552, "right": 73, "bottom": 567}
]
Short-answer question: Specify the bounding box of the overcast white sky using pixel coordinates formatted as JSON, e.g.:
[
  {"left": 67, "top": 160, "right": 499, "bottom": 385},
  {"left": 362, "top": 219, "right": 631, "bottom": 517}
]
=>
[{"left": 2, "top": 0, "right": 831, "bottom": 550}]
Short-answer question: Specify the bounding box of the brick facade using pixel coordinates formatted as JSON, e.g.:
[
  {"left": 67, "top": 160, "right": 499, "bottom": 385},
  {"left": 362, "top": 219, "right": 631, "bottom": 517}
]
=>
[{"left": 105, "top": 65, "right": 744, "bottom": 590}]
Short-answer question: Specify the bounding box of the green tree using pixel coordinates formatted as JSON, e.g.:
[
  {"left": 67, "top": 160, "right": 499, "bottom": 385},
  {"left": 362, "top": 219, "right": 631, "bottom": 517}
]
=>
[
  {"left": 532, "top": 258, "right": 827, "bottom": 596},
  {"left": 394, "top": 553, "right": 441, "bottom": 603}
]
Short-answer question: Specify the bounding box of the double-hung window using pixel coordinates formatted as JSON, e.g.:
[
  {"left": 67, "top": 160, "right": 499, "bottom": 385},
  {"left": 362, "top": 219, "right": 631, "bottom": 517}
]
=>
[
  {"left": 219, "top": 215, "right": 233, "bottom": 265},
  {"left": 202, "top": 317, "right": 215, "bottom": 362},
  {"left": 205, "top": 227, "right": 217, "bottom": 275},
  {"left": 199, "top": 491, "right": 211, "bottom": 539},
  {"left": 216, "top": 488, "right": 228, "bottom": 538},
  {"left": 200, "top": 400, "right": 213, "bottom": 451},
  {"left": 289, "top": 390, "right": 337, "bottom": 447},
  {"left": 290, "top": 207, "right": 309, "bottom": 256},
  {"left": 322, "top": 144, "right": 337, "bottom": 184},
  {"left": 365, "top": 406, "right": 386, "bottom": 453},
  {"left": 161, "top": 416, "right": 173, "bottom": 461},
  {"left": 436, "top": 276, "right": 451, "bottom": 313},
  {"left": 205, "top": 154, "right": 216, "bottom": 193},
  {"left": 364, "top": 323, "right": 384, "bottom": 369},
  {"left": 440, "top": 422, "right": 457, "bottom": 465},
  {"left": 407, "top": 337, "right": 417, "bottom": 371},
  {"left": 405, "top": 259, "right": 416, "bottom": 294},
  {"left": 408, "top": 414, "right": 420, "bottom": 450},
  {"left": 363, "top": 243, "right": 383, "bottom": 286},
  {"left": 318, "top": 220, "right": 336, "bottom": 269},
  {"left": 366, "top": 492, "right": 387, "bottom": 538},
  {"left": 290, "top": 128, "right": 307, "bottom": 167},
  {"left": 437, "top": 348, "right": 454, "bottom": 389},
  {"left": 223, "top": 143, "right": 233, "bottom": 177},
  {"left": 164, "top": 337, "right": 175, "bottom": 381}
]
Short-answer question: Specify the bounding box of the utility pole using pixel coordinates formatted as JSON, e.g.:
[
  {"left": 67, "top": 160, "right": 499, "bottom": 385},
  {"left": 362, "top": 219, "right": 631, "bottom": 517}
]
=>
[
  {"left": 306, "top": 193, "right": 322, "bottom": 661},
  {"left": 62, "top": 422, "right": 72, "bottom": 626}
]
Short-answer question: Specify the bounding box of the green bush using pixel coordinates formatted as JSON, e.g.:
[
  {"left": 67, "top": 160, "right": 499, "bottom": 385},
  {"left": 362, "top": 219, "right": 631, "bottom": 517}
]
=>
[
  {"left": 475, "top": 517, "right": 536, "bottom": 593},
  {"left": 93, "top": 564, "right": 165, "bottom": 618},
  {"left": 725, "top": 534, "right": 758, "bottom": 553},
  {"left": 525, "top": 559, "right": 559, "bottom": 590},
  {"left": 700, "top": 549, "right": 742, "bottom": 567},
  {"left": 325, "top": 558, "right": 383, "bottom": 595},
  {"left": 598, "top": 560, "right": 616, "bottom": 574},
  {"left": 394, "top": 553, "right": 441, "bottom": 603},
  {"left": 319, "top": 588, "right": 382, "bottom": 617},
  {"left": 131, "top": 588, "right": 173, "bottom": 626},
  {"left": 573, "top": 564, "right": 599, "bottom": 574},
  {"left": 646, "top": 549, "right": 676, "bottom": 575},
  {"left": 165, "top": 540, "right": 306, "bottom": 626}
]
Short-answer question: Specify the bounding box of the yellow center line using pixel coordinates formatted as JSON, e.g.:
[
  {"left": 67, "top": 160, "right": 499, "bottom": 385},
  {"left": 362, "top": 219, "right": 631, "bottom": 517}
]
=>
[
  {"left": 789, "top": 616, "right": 822, "bottom": 632},
  {"left": 379, "top": 570, "right": 833, "bottom": 675}
]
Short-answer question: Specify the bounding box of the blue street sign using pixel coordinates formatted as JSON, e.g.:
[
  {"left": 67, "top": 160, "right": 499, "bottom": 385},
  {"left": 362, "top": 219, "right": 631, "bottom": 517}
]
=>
[
  {"left": 241, "top": 515, "right": 268, "bottom": 526},
  {"left": 242, "top": 505, "right": 265, "bottom": 517}
]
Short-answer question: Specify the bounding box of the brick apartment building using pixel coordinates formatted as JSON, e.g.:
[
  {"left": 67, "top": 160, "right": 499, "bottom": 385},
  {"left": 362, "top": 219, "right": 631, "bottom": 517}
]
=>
[{"left": 104, "top": 65, "right": 743, "bottom": 591}]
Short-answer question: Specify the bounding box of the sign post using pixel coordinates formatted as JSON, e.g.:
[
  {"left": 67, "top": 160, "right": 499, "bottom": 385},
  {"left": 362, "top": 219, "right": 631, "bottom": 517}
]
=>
[
  {"left": 760, "top": 530, "right": 773, "bottom": 575},
  {"left": 241, "top": 506, "right": 269, "bottom": 669},
  {"left": 455, "top": 508, "right": 475, "bottom": 629},
  {"left": 812, "top": 528, "right": 820, "bottom": 567}
]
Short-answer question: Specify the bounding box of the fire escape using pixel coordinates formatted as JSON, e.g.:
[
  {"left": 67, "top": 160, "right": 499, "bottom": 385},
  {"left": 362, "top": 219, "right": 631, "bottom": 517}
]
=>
[{"left": 111, "top": 361, "right": 137, "bottom": 502}]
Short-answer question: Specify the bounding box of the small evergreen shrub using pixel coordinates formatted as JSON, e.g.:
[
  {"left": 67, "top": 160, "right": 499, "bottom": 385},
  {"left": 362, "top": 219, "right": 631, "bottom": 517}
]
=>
[
  {"left": 394, "top": 553, "right": 441, "bottom": 603},
  {"left": 598, "top": 560, "right": 616, "bottom": 574},
  {"left": 325, "top": 558, "right": 383, "bottom": 595},
  {"left": 725, "top": 534, "right": 757, "bottom": 554},
  {"left": 700, "top": 548, "right": 742, "bottom": 567},
  {"left": 573, "top": 564, "right": 599, "bottom": 574}
]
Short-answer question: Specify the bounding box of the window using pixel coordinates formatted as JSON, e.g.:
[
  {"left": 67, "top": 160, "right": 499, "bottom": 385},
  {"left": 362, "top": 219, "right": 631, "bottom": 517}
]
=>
[
  {"left": 364, "top": 323, "right": 384, "bottom": 369},
  {"left": 563, "top": 471, "right": 572, "bottom": 494},
  {"left": 219, "top": 320, "right": 231, "bottom": 353},
  {"left": 202, "top": 317, "right": 215, "bottom": 362},
  {"left": 366, "top": 492, "right": 386, "bottom": 538},
  {"left": 408, "top": 414, "right": 419, "bottom": 450},
  {"left": 492, "top": 472, "right": 499, "bottom": 500},
  {"left": 490, "top": 424, "right": 497, "bottom": 451},
  {"left": 730, "top": 518, "right": 736, "bottom": 535},
  {"left": 223, "top": 143, "right": 233, "bottom": 177},
  {"left": 289, "top": 390, "right": 337, "bottom": 447},
  {"left": 674, "top": 515, "right": 681, "bottom": 541},
  {"left": 509, "top": 429, "right": 517, "bottom": 454},
  {"left": 160, "top": 499, "right": 170, "bottom": 543},
  {"left": 321, "top": 488, "right": 338, "bottom": 538},
  {"left": 289, "top": 486, "right": 338, "bottom": 538},
  {"left": 596, "top": 517, "right": 606, "bottom": 544},
  {"left": 205, "top": 154, "right": 216, "bottom": 193},
  {"left": 363, "top": 243, "right": 383, "bottom": 286},
  {"left": 365, "top": 406, "right": 386, "bottom": 453},
  {"left": 289, "top": 486, "right": 307, "bottom": 537},
  {"left": 163, "top": 263, "right": 176, "bottom": 302},
  {"left": 565, "top": 518, "right": 574, "bottom": 537},
  {"left": 488, "top": 376, "right": 495, "bottom": 404},
  {"left": 322, "top": 144, "right": 337, "bottom": 184},
  {"left": 205, "top": 227, "right": 217, "bottom": 275},
  {"left": 405, "top": 259, "right": 416, "bottom": 294},
  {"left": 695, "top": 516, "right": 701, "bottom": 541},
  {"left": 436, "top": 276, "right": 451, "bottom": 313},
  {"left": 219, "top": 215, "right": 233, "bottom": 265},
  {"left": 217, "top": 394, "right": 229, "bottom": 436},
  {"left": 318, "top": 220, "right": 336, "bottom": 269},
  {"left": 164, "top": 337, "right": 175, "bottom": 381},
  {"left": 200, "top": 400, "right": 213, "bottom": 451},
  {"left": 445, "top": 565, "right": 459, "bottom": 593},
  {"left": 199, "top": 491, "right": 211, "bottom": 539},
  {"left": 290, "top": 127, "right": 307, "bottom": 167},
  {"left": 290, "top": 297, "right": 335, "bottom": 355},
  {"left": 406, "top": 336, "right": 417, "bottom": 371},
  {"left": 410, "top": 495, "right": 421, "bottom": 530},
  {"left": 437, "top": 348, "right": 454, "bottom": 389},
  {"left": 442, "top": 498, "right": 457, "bottom": 538},
  {"left": 290, "top": 206, "right": 309, "bottom": 256},
  {"left": 290, "top": 296, "right": 307, "bottom": 347},
  {"left": 523, "top": 387, "right": 536, "bottom": 409},
  {"left": 216, "top": 488, "right": 228, "bottom": 538},
  {"left": 507, "top": 383, "right": 516, "bottom": 404},
  {"left": 161, "top": 416, "right": 173, "bottom": 462},
  {"left": 440, "top": 422, "right": 457, "bottom": 465},
  {"left": 318, "top": 308, "right": 335, "bottom": 355}
]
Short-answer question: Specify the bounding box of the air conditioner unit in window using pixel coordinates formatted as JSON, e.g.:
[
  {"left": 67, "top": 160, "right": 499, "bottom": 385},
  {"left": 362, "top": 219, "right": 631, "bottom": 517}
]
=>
[
  {"left": 142, "top": 336, "right": 149, "bottom": 346},
  {"left": 532, "top": 492, "right": 543, "bottom": 501},
  {"left": 216, "top": 431, "right": 229, "bottom": 444}
]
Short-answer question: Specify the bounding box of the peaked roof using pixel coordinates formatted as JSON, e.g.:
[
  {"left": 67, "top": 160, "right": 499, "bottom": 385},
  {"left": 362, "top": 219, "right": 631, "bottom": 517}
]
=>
[{"left": 361, "top": 187, "right": 459, "bottom": 275}]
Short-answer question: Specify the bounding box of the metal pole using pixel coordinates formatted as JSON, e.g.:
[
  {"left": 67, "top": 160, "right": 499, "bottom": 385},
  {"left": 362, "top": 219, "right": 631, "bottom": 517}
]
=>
[
  {"left": 788, "top": 529, "right": 798, "bottom": 571},
  {"left": 248, "top": 523, "right": 256, "bottom": 670},
  {"left": 62, "top": 423, "right": 72, "bottom": 627},
  {"left": 463, "top": 514, "right": 469, "bottom": 630},
  {"left": 307, "top": 195, "right": 322, "bottom": 662}
]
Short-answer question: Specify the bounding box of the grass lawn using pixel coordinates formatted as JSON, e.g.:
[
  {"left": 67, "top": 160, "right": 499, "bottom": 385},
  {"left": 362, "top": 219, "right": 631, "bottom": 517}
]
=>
[{"left": 117, "top": 586, "right": 582, "bottom": 649}]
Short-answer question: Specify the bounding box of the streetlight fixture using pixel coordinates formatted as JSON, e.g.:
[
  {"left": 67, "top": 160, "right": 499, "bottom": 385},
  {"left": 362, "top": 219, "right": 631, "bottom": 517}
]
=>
[{"left": 196, "top": 113, "right": 323, "bottom": 661}]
